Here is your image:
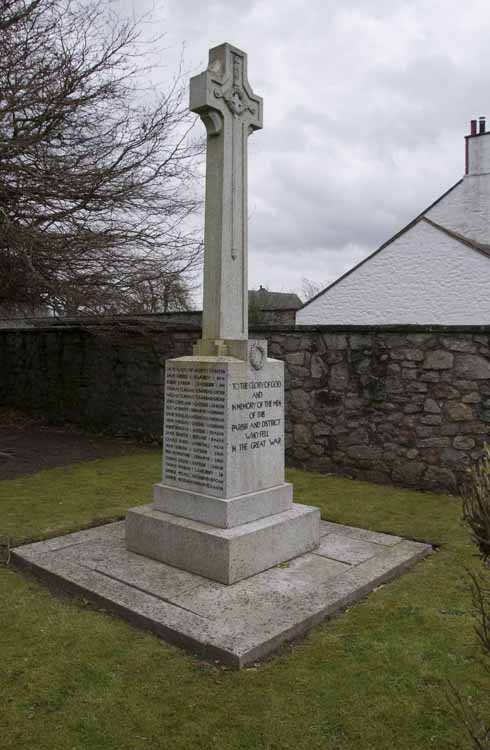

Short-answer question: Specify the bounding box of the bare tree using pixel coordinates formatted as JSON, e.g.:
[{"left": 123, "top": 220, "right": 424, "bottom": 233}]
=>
[
  {"left": 0, "top": 0, "right": 203, "bottom": 315},
  {"left": 300, "top": 277, "right": 325, "bottom": 303},
  {"left": 123, "top": 273, "right": 195, "bottom": 314}
]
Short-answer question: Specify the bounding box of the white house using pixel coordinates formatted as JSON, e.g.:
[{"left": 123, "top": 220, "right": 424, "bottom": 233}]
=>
[{"left": 297, "top": 119, "right": 490, "bottom": 326}]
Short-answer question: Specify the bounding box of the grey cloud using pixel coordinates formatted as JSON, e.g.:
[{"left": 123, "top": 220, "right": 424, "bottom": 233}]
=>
[{"left": 110, "top": 0, "right": 490, "bottom": 297}]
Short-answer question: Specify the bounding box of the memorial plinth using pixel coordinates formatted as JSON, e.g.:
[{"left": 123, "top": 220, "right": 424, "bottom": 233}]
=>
[
  {"left": 126, "top": 349, "right": 320, "bottom": 584},
  {"left": 155, "top": 355, "right": 292, "bottom": 526},
  {"left": 125, "top": 42, "right": 320, "bottom": 585}
]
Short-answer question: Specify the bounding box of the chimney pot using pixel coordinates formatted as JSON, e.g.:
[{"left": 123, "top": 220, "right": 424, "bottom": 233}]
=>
[
  {"left": 479, "top": 116, "right": 486, "bottom": 134},
  {"left": 471, "top": 119, "right": 478, "bottom": 135}
]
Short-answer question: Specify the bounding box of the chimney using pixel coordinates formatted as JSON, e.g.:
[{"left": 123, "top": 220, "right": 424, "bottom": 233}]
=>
[{"left": 465, "top": 116, "right": 490, "bottom": 175}]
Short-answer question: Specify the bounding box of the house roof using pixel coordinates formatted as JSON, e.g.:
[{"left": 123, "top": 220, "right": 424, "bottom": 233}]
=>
[
  {"left": 299, "top": 177, "right": 490, "bottom": 311},
  {"left": 249, "top": 287, "right": 303, "bottom": 310},
  {"left": 422, "top": 217, "right": 490, "bottom": 259}
]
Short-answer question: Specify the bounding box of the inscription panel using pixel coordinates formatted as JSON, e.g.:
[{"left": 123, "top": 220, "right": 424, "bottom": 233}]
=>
[
  {"left": 162, "top": 358, "right": 286, "bottom": 499},
  {"left": 229, "top": 379, "right": 283, "bottom": 454},
  {"left": 227, "top": 362, "right": 285, "bottom": 496},
  {"left": 163, "top": 363, "right": 226, "bottom": 495}
]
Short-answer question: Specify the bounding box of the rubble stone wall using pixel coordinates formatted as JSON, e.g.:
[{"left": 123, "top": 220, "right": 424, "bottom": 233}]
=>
[
  {"left": 1, "top": 321, "right": 489, "bottom": 493},
  {"left": 272, "top": 327, "right": 490, "bottom": 494}
]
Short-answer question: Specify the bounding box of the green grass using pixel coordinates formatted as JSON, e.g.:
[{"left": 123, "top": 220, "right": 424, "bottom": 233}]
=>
[{"left": 1, "top": 454, "right": 489, "bottom": 749}]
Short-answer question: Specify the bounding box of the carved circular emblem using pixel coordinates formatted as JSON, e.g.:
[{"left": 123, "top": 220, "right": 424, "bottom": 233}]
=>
[
  {"left": 230, "top": 88, "right": 244, "bottom": 114},
  {"left": 249, "top": 343, "right": 266, "bottom": 371}
]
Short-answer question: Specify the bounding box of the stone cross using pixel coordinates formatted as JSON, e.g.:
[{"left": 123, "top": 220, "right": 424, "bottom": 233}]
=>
[
  {"left": 126, "top": 42, "right": 318, "bottom": 595},
  {"left": 190, "top": 43, "right": 263, "bottom": 357}
]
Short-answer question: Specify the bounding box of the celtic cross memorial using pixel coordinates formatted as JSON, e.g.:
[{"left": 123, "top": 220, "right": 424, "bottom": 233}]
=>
[{"left": 126, "top": 44, "right": 319, "bottom": 585}]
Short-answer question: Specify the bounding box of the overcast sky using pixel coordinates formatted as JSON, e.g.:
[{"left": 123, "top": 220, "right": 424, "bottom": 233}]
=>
[{"left": 113, "top": 0, "right": 490, "bottom": 302}]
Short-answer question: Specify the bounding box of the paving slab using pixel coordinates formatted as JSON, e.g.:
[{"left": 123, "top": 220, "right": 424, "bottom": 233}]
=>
[
  {"left": 319, "top": 520, "right": 402, "bottom": 545},
  {"left": 315, "top": 533, "right": 386, "bottom": 565},
  {"left": 12, "top": 518, "right": 432, "bottom": 668}
]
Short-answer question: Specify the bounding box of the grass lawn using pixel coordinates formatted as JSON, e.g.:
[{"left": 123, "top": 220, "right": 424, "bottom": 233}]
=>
[{"left": 1, "top": 452, "right": 489, "bottom": 749}]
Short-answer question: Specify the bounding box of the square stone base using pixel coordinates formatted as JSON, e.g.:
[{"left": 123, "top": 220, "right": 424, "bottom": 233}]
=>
[
  {"left": 12, "top": 520, "right": 432, "bottom": 668},
  {"left": 126, "top": 503, "right": 320, "bottom": 584}
]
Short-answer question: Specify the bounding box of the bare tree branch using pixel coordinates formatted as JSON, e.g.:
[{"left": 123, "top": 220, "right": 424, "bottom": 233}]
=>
[{"left": 0, "top": 0, "right": 203, "bottom": 315}]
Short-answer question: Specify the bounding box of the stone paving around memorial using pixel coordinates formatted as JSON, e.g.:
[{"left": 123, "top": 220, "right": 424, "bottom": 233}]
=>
[{"left": 13, "top": 517, "right": 431, "bottom": 668}]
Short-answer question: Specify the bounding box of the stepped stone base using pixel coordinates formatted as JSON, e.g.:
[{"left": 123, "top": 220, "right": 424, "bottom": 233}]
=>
[
  {"left": 126, "top": 502, "right": 320, "bottom": 585},
  {"left": 153, "top": 482, "right": 293, "bottom": 528}
]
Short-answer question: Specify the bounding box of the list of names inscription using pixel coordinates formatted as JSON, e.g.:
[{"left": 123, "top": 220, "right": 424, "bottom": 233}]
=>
[{"left": 164, "top": 365, "right": 226, "bottom": 492}]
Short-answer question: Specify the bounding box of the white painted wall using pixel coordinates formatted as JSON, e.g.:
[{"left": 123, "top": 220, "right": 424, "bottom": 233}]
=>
[
  {"left": 427, "top": 176, "right": 490, "bottom": 245},
  {"left": 297, "top": 219, "right": 490, "bottom": 325}
]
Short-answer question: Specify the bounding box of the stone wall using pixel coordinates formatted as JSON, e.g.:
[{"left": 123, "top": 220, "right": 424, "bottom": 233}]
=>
[
  {"left": 274, "top": 327, "right": 490, "bottom": 494},
  {"left": 1, "top": 320, "right": 489, "bottom": 493},
  {"left": 0, "top": 322, "right": 199, "bottom": 437}
]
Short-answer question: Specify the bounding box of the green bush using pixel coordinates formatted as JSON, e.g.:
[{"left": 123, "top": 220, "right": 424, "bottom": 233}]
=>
[
  {"left": 461, "top": 445, "right": 490, "bottom": 748},
  {"left": 464, "top": 445, "right": 490, "bottom": 564}
]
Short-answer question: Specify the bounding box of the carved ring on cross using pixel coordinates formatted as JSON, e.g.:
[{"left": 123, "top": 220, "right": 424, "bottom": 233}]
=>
[{"left": 214, "top": 87, "right": 255, "bottom": 118}]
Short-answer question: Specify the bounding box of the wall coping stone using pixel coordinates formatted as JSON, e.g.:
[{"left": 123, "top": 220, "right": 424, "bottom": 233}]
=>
[{"left": 2, "top": 316, "right": 490, "bottom": 336}]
